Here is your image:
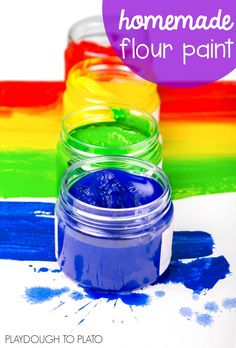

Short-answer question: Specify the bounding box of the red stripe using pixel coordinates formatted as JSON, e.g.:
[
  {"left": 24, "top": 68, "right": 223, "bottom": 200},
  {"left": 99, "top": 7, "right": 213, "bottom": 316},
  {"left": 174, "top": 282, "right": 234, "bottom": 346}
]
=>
[{"left": 0, "top": 81, "right": 65, "bottom": 107}]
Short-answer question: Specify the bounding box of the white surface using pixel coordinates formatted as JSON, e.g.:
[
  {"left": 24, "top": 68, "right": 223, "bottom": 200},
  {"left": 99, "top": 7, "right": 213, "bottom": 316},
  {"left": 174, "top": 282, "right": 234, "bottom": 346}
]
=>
[
  {"left": 0, "top": 193, "right": 236, "bottom": 348},
  {"left": 0, "top": 0, "right": 235, "bottom": 81}
]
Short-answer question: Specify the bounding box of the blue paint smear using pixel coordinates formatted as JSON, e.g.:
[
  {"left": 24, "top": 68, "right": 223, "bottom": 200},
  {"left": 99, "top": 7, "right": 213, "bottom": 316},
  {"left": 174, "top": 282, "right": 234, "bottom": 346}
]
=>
[
  {"left": 157, "top": 256, "right": 230, "bottom": 294},
  {"left": 222, "top": 298, "right": 236, "bottom": 309},
  {"left": 25, "top": 287, "right": 69, "bottom": 304},
  {"left": 84, "top": 288, "right": 150, "bottom": 306},
  {"left": 120, "top": 293, "right": 150, "bottom": 306},
  {"left": 204, "top": 301, "right": 219, "bottom": 313},
  {"left": 38, "top": 267, "right": 49, "bottom": 273},
  {"left": 196, "top": 313, "right": 213, "bottom": 327},
  {"left": 70, "top": 291, "right": 84, "bottom": 301},
  {"left": 179, "top": 307, "right": 193, "bottom": 318},
  {"left": 155, "top": 290, "right": 165, "bottom": 298},
  {"left": 172, "top": 231, "right": 214, "bottom": 260},
  {"left": 0, "top": 202, "right": 55, "bottom": 261}
]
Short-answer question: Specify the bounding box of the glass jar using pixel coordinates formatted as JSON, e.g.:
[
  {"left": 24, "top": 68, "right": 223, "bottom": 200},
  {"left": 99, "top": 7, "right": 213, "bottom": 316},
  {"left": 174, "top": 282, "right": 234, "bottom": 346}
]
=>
[
  {"left": 65, "top": 16, "right": 115, "bottom": 78},
  {"left": 57, "top": 104, "right": 162, "bottom": 188},
  {"left": 63, "top": 57, "right": 160, "bottom": 119},
  {"left": 55, "top": 156, "right": 174, "bottom": 292}
]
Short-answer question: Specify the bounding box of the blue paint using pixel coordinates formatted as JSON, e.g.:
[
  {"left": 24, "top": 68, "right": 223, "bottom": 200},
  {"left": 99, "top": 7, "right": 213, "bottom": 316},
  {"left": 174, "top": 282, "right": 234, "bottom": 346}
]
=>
[
  {"left": 51, "top": 269, "right": 62, "bottom": 273},
  {"left": 84, "top": 288, "right": 150, "bottom": 307},
  {"left": 222, "top": 298, "right": 236, "bottom": 309},
  {"left": 69, "top": 169, "right": 164, "bottom": 208},
  {"left": 155, "top": 290, "right": 165, "bottom": 298},
  {"left": 120, "top": 293, "right": 150, "bottom": 306},
  {"left": 172, "top": 231, "right": 214, "bottom": 260},
  {"left": 204, "top": 301, "right": 219, "bottom": 313},
  {"left": 70, "top": 291, "right": 84, "bottom": 301},
  {"left": 84, "top": 288, "right": 119, "bottom": 301},
  {"left": 38, "top": 267, "right": 48, "bottom": 273},
  {"left": 25, "top": 287, "right": 69, "bottom": 304},
  {"left": 196, "top": 313, "right": 213, "bottom": 327},
  {"left": 157, "top": 256, "right": 230, "bottom": 293},
  {"left": 179, "top": 307, "right": 193, "bottom": 318},
  {"left": 0, "top": 202, "right": 55, "bottom": 261}
]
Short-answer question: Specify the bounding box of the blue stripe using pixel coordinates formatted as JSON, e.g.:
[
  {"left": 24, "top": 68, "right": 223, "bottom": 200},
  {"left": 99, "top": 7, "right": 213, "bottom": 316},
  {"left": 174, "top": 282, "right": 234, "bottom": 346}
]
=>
[
  {"left": 0, "top": 201, "right": 214, "bottom": 262},
  {"left": 0, "top": 202, "right": 56, "bottom": 261}
]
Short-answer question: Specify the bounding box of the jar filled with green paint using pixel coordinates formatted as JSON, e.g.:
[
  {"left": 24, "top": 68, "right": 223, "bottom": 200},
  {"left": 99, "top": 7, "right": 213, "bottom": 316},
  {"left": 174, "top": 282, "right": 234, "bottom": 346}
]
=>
[{"left": 57, "top": 104, "right": 162, "bottom": 188}]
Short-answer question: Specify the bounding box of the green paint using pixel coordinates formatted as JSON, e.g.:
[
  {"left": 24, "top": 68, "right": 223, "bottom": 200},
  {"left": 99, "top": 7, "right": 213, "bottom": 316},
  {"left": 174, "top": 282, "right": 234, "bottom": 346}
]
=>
[
  {"left": 164, "top": 156, "right": 236, "bottom": 200},
  {"left": 69, "top": 122, "right": 148, "bottom": 147},
  {"left": 0, "top": 150, "right": 235, "bottom": 199},
  {"left": 111, "top": 106, "right": 151, "bottom": 134},
  {"left": 0, "top": 150, "right": 56, "bottom": 198}
]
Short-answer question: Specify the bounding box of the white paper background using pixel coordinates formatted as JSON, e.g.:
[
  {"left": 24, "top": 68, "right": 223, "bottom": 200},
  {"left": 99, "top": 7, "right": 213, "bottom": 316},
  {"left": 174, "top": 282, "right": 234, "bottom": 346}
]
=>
[{"left": 0, "top": 0, "right": 235, "bottom": 81}]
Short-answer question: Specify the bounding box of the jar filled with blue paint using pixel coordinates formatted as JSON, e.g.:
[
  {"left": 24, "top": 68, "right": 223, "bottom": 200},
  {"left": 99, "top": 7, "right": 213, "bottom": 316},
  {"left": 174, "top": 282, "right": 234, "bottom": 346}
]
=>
[{"left": 55, "top": 156, "right": 174, "bottom": 292}]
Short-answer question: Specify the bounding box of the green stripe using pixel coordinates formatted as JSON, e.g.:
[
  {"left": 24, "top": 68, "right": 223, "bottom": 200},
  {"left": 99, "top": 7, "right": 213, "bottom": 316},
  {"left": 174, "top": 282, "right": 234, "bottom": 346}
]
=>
[
  {"left": 164, "top": 156, "right": 236, "bottom": 200},
  {"left": 0, "top": 150, "right": 235, "bottom": 199},
  {"left": 0, "top": 150, "right": 56, "bottom": 198}
]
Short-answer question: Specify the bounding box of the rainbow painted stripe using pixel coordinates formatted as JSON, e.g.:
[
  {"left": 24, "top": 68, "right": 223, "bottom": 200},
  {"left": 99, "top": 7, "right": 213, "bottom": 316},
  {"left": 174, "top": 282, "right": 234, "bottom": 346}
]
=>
[{"left": 0, "top": 81, "right": 235, "bottom": 199}]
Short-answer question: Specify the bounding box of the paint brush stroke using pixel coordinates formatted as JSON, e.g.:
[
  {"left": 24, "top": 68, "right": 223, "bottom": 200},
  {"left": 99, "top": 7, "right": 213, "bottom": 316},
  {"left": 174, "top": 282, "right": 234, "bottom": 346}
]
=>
[
  {"left": 0, "top": 201, "right": 215, "bottom": 262},
  {"left": 171, "top": 231, "right": 214, "bottom": 260},
  {"left": 0, "top": 202, "right": 56, "bottom": 261},
  {"left": 0, "top": 150, "right": 56, "bottom": 198}
]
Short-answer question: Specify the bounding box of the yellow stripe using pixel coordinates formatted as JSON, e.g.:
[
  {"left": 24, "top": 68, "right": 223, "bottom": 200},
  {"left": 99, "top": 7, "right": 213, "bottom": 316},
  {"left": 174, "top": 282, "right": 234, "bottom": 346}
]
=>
[
  {"left": 0, "top": 105, "right": 62, "bottom": 150},
  {"left": 161, "top": 121, "right": 236, "bottom": 158}
]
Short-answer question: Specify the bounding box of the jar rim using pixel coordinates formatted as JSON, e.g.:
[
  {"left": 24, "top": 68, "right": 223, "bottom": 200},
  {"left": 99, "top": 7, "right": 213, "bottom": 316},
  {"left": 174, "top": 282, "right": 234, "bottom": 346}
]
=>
[
  {"left": 68, "top": 16, "right": 106, "bottom": 43},
  {"left": 61, "top": 104, "right": 159, "bottom": 154}
]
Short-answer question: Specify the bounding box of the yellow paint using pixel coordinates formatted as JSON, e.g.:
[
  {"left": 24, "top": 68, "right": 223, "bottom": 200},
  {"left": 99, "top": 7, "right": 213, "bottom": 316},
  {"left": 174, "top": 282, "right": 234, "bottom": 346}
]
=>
[
  {"left": 161, "top": 121, "right": 236, "bottom": 158},
  {"left": 63, "top": 58, "right": 160, "bottom": 116},
  {"left": 0, "top": 105, "right": 62, "bottom": 150}
]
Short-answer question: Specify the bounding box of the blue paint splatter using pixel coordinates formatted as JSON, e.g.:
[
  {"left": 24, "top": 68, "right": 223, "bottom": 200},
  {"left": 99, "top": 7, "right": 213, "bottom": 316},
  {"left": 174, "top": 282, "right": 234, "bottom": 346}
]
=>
[
  {"left": 51, "top": 269, "right": 61, "bottom": 273},
  {"left": 84, "top": 288, "right": 150, "bottom": 306},
  {"left": 70, "top": 291, "right": 84, "bottom": 301},
  {"left": 179, "top": 307, "right": 193, "bottom": 318},
  {"left": 120, "top": 293, "right": 150, "bottom": 306},
  {"left": 25, "top": 287, "right": 69, "bottom": 304},
  {"left": 222, "top": 298, "right": 236, "bottom": 309},
  {"left": 38, "top": 267, "right": 48, "bottom": 273},
  {"left": 204, "top": 301, "right": 219, "bottom": 313},
  {"left": 157, "top": 256, "right": 230, "bottom": 293},
  {"left": 172, "top": 231, "right": 214, "bottom": 260},
  {"left": 196, "top": 313, "right": 213, "bottom": 327},
  {"left": 155, "top": 290, "right": 165, "bottom": 298},
  {"left": 84, "top": 289, "right": 119, "bottom": 301}
]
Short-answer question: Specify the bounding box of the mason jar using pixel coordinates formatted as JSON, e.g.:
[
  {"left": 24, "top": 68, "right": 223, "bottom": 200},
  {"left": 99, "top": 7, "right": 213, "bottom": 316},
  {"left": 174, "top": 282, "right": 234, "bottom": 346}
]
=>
[
  {"left": 55, "top": 156, "right": 174, "bottom": 292},
  {"left": 65, "top": 16, "right": 115, "bottom": 78},
  {"left": 63, "top": 57, "right": 160, "bottom": 119},
  {"left": 57, "top": 104, "right": 162, "bottom": 188}
]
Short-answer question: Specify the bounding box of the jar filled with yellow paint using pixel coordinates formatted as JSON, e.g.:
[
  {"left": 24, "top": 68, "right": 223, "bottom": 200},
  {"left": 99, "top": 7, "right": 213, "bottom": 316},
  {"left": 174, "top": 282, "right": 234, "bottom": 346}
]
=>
[
  {"left": 57, "top": 104, "right": 162, "bottom": 188},
  {"left": 63, "top": 57, "right": 161, "bottom": 120}
]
